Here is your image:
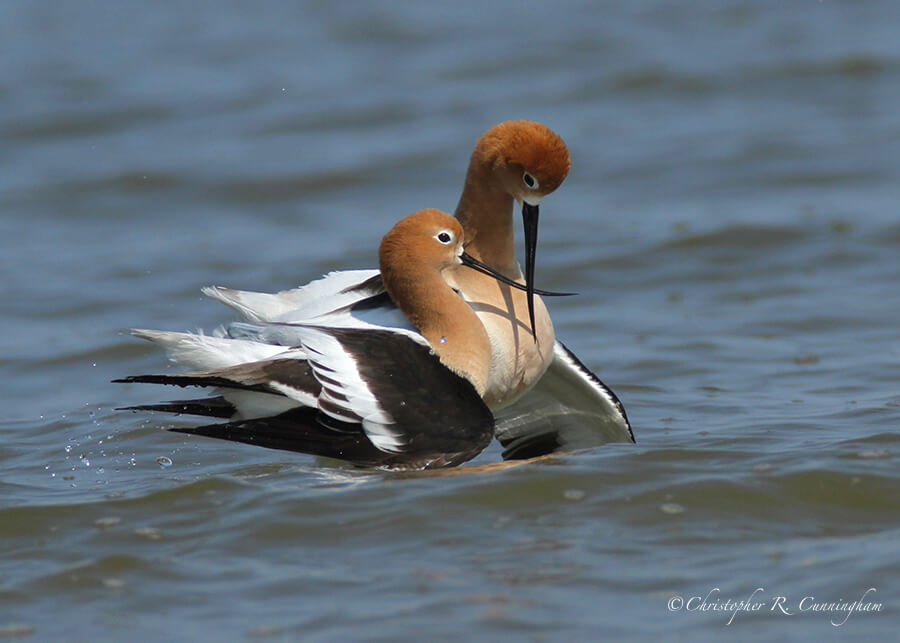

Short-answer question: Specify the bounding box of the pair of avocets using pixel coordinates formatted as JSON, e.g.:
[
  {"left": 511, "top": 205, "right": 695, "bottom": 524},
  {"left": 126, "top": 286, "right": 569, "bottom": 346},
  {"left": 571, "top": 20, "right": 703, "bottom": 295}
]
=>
[{"left": 118, "top": 121, "right": 634, "bottom": 470}]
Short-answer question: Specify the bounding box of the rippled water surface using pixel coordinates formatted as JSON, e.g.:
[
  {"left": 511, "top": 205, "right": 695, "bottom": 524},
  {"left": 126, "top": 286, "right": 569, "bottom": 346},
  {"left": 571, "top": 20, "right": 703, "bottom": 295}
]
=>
[{"left": 3, "top": 1, "right": 900, "bottom": 640}]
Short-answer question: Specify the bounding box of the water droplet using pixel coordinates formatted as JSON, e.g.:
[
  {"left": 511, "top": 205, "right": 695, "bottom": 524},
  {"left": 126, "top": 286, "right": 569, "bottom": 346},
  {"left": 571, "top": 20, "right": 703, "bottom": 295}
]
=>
[
  {"left": 660, "top": 502, "right": 685, "bottom": 515},
  {"left": 156, "top": 456, "right": 173, "bottom": 468},
  {"left": 64, "top": 445, "right": 72, "bottom": 453},
  {"left": 439, "top": 336, "right": 447, "bottom": 344}
]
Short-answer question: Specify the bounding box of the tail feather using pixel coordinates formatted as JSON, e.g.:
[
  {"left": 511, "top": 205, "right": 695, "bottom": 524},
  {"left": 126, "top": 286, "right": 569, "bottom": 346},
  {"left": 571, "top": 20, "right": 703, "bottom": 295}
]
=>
[
  {"left": 131, "top": 328, "right": 290, "bottom": 370},
  {"left": 170, "top": 408, "right": 388, "bottom": 466},
  {"left": 113, "top": 373, "right": 273, "bottom": 394},
  {"left": 118, "top": 396, "right": 235, "bottom": 419}
]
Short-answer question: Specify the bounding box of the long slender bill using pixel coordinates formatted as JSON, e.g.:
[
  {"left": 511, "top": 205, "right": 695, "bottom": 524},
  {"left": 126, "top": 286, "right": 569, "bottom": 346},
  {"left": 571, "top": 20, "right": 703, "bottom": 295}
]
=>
[
  {"left": 460, "top": 252, "right": 575, "bottom": 297},
  {"left": 522, "top": 201, "right": 540, "bottom": 341}
]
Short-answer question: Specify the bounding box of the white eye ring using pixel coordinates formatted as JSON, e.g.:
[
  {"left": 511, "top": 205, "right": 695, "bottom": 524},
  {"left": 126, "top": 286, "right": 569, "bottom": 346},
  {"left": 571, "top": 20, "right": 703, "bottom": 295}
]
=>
[
  {"left": 435, "top": 230, "right": 454, "bottom": 244},
  {"left": 523, "top": 172, "right": 539, "bottom": 189}
]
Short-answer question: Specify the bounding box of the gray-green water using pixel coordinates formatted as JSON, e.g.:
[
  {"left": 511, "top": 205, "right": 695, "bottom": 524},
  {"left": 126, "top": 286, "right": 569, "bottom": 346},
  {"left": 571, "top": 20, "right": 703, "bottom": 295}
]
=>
[{"left": 2, "top": 1, "right": 899, "bottom": 640}]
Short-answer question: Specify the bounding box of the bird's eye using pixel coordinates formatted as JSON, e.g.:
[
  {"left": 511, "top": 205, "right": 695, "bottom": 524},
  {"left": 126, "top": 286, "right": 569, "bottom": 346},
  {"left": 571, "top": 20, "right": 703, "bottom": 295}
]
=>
[
  {"left": 436, "top": 231, "right": 453, "bottom": 244},
  {"left": 523, "top": 172, "right": 538, "bottom": 189}
]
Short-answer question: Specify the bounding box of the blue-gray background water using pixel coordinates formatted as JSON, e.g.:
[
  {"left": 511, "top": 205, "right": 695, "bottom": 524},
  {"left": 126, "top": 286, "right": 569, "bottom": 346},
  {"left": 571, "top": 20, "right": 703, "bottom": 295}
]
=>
[{"left": 2, "top": 1, "right": 899, "bottom": 640}]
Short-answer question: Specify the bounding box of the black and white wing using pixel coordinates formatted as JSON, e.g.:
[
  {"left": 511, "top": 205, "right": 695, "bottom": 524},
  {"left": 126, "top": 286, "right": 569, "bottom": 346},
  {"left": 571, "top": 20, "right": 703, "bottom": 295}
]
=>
[{"left": 118, "top": 324, "right": 495, "bottom": 470}]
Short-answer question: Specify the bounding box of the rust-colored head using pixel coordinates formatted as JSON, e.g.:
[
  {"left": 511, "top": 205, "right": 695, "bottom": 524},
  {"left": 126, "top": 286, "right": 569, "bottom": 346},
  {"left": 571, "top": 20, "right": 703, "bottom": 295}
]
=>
[
  {"left": 471, "top": 120, "right": 571, "bottom": 202},
  {"left": 379, "top": 209, "right": 466, "bottom": 279}
]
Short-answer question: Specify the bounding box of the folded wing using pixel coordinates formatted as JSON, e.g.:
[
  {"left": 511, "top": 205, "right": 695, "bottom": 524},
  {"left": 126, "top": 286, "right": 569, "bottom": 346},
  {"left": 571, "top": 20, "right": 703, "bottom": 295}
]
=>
[{"left": 494, "top": 341, "right": 634, "bottom": 460}]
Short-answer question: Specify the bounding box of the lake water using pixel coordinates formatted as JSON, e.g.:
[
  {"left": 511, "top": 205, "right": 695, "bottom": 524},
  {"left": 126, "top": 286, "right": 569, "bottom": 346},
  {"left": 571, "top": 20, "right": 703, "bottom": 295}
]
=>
[{"left": 2, "top": 1, "right": 899, "bottom": 640}]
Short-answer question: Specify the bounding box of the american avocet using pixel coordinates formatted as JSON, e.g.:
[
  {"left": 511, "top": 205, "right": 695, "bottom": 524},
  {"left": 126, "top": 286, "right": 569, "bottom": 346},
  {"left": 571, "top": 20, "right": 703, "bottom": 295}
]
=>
[
  {"left": 119, "top": 121, "right": 634, "bottom": 462},
  {"left": 444, "top": 121, "right": 633, "bottom": 455},
  {"left": 118, "top": 210, "right": 543, "bottom": 469}
]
